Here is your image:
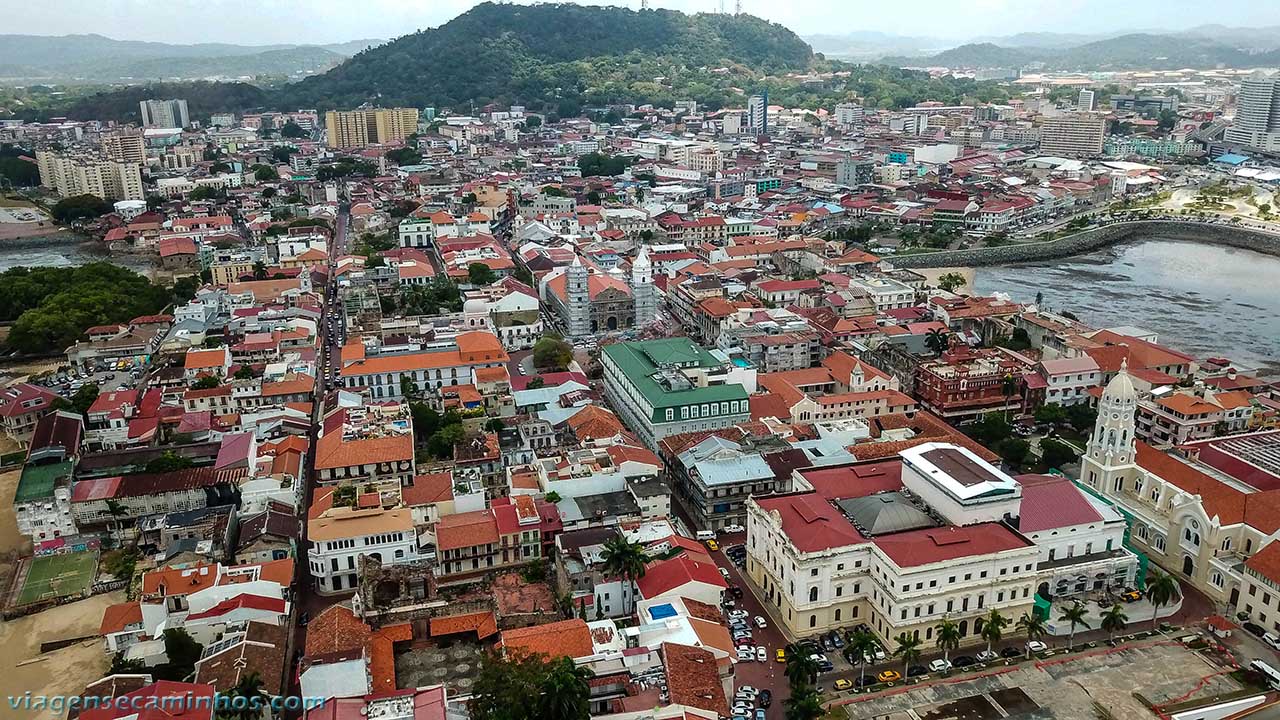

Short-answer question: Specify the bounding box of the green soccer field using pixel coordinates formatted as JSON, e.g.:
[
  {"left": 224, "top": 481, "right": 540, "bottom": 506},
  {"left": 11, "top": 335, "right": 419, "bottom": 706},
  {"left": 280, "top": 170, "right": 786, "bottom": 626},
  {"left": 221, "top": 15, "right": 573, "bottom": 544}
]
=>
[{"left": 15, "top": 552, "right": 98, "bottom": 606}]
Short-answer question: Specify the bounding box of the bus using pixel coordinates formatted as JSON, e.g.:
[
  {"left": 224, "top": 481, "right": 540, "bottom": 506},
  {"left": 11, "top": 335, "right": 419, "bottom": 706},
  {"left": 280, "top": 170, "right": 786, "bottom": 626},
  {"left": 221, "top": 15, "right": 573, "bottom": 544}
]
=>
[{"left": 1249, "top": 659, "right": 1280, "bottom": 690}]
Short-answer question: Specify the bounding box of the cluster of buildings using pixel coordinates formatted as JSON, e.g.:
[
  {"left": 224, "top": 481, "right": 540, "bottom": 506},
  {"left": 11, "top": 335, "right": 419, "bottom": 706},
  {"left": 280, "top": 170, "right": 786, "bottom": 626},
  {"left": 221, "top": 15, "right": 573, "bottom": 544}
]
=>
[{"left": 5, "top": 75, "right": 1280, "bottom": 719}]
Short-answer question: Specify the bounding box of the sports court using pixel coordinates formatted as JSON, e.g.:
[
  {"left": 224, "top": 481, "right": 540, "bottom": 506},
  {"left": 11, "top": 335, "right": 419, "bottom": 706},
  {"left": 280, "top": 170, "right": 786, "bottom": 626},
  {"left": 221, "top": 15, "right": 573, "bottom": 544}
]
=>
[{"left": 14, "top": 552, "right": 98, "bottom": 606}]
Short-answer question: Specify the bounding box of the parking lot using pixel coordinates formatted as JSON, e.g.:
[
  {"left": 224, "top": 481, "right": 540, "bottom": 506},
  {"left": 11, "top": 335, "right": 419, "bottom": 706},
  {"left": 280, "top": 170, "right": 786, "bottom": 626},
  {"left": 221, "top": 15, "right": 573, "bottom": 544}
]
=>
[{"left": 840, "top": 642, "right": 1241, "bottom": 720}]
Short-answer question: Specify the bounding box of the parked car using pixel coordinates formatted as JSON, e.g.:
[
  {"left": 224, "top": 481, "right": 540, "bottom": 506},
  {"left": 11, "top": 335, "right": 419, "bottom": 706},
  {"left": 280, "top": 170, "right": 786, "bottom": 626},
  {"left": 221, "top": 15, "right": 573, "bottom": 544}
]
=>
[
  {"left": 928, "top": 659, "right": 952, "bottom": 673},
  {"left": 728, "top": 609, "right": 749, "bottom": 621},
  {"left": 736, "top": 686, "right": 758, "bottom": 699},
  {"left": 756, "top": 646, "right": 767, "bottom": 662},
  {"left": 1121, "top": 590, "right": 1143, "bottom": 603},
  {"left": 721, "top": 524, "right": 745, "bottom": 533},
  {"left": 876, "top": 670, "right": 902, "bottom": 683},
  {"left": 775, "top": 648, "right": 786, "bottom": 663},
  {"left": 907, "top": 665, "right": 928, "bottom": 677},
  {"left": 1245, "top": 622, "right": 1268, "bottom": 638},
  {"left": 953, "top": 656, "right": 976, "bottom": 667},
  {"left": 834, "top": 679, "right": 853, "bottom": 691},
  {"left": 1263, "top": 633, "right": 1280, "bottom": 651},
  {"left": 1025, "top": 640, "right": 1049, "bottom": 654},
  {"left": 757, "top": 690, "right": 771, "bottom": 708},
  {"left": 830, "top": 631, "right": 845, "bottom": 648},
  {"left": 729, "top": 587, "right": 744, "bottom": 599},
  {"left": 976, "top": 650, "right": 999, "bottom": 663},
  {"left": 719, "top": 567, "right": 731, "bottom": 580},
  {"left": 754, "top": 616, "right": 768, "bottom": 629},
  {"left": 737, "top": 648, "right": 755, "bottom": 661},
  {"left": 1000, "top": 647, "right": 1022, "bottom": 658},
  {"left": 754, "top": 710, "right": 766, "bottom": 720}
]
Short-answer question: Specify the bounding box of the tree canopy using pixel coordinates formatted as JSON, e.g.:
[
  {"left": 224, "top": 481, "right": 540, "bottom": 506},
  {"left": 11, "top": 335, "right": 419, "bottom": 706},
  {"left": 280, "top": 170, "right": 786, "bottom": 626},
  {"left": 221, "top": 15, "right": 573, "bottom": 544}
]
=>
[
  {"left": 533, "top": 335, "right": 573, "bottom": 371},
  {"left": 51, "top": 194, "right": 111, "bottom": 223}
]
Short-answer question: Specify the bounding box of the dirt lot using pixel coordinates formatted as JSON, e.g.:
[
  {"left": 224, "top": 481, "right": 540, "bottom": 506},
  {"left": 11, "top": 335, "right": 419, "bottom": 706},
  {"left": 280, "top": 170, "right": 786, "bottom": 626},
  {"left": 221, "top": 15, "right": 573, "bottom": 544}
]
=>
[
  {"left": 0, "top": 468, "right": 32, "bottom": 595},
  {"left": 0, "top": 591, "right": 121, "bottom": 719},
  {"left": 841, "top": 642, "right": 1240, "bottom": 720}
]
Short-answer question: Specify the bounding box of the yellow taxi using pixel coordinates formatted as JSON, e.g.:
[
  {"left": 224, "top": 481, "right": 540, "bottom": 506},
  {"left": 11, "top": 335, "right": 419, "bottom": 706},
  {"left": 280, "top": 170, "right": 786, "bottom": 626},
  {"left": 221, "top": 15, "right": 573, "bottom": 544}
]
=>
[
  {"left": 705, "top": 539, "right": 720, "bottom": 551},
  {"left": 876, "top": 670, "right": 902, "bottom": 683},
  {"left": 1121, "top": 590, "right": 1142, "bottom": 602},
  {"left": 833, "top": 679, "right": 853, "bottom": 691},
  {"left": 775, "top": 648, "right": 787, "bottom": 663}
]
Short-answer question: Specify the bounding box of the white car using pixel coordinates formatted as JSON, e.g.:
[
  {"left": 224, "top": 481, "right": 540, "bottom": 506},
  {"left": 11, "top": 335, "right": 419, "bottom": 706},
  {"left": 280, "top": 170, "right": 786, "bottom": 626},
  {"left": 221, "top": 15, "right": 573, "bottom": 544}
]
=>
[
  {"left": 754, "top": 616, "right": 768, "bottom": 629},
  {"left": 755, "top": 646, "right": 767, "bottom": 662},
  {"left": 737, "top": 686, "right": 758, "bottom": 698},
  {"left": 732, "top": 703, "right": 752, "bottom": 716},
  {"left": 928, "top": 659, "right": 952, "bottom": 673},
  {"left": 719, "top": 567, "right": 731, "bottom": 580},
  {"left": 1265, "top": 633, "right": 1280, "bottom": 651},
  {"left": 728, "top": 610, "right": 749, "bottom": 621},
  {"left": 721, "top": 524, "right": 745, "bottom": 533},
  {"left": 1025, "top": 640, "right": 1048, "bottom": 654},
  {"left": 736, "top": 648, "right": 755, "bottom": 661}
]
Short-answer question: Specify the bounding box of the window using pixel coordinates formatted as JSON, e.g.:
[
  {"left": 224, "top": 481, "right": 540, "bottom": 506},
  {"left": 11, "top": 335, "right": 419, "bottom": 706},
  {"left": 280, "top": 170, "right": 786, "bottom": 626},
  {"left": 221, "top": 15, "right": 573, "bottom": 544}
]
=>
[
  {"left": 1211, "top": 572, "right": 1224, "bottom": 588},
  {"left": 835, "top": 608, "right": 842, "bottom": 621},
  {"left": 811, "top": 568, "right": 819, "bottom": 577},
  {"left": 809, "top": 587, "right": 819, "bottom": 602},
  {"left": 810, "top": 615, "right": 817, "bottom": 628}
]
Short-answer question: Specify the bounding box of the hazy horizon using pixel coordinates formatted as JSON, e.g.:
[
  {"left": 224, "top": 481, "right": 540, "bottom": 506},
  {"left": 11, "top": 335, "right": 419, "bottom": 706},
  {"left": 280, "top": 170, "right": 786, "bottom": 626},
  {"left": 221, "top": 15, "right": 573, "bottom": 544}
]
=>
[{"left": 9, "top": 0, "right": 1280, "bottom": 47}]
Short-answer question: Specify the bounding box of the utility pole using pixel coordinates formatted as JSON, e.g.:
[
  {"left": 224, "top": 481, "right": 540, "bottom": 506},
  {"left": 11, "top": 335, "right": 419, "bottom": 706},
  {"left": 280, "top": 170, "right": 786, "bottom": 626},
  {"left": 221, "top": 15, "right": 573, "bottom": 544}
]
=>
[{"left": 735, "top": 0, "right": 742, "bottom": 14}]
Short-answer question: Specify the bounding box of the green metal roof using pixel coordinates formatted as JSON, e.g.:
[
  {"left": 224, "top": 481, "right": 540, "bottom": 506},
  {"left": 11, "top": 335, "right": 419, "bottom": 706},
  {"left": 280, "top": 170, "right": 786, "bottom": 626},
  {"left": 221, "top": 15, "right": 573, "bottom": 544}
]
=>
[
  {"left": 14, "top": 460, "right": 73, "bottom": 504},
  {"left": 604, "top": 339, "right": 748, "bottom": 420}
]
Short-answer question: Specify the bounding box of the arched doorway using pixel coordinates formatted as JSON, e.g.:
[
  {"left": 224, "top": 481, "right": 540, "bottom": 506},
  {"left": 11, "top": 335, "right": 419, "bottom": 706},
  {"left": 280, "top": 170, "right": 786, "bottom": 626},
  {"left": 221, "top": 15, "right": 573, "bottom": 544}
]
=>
[
  {"left": 1182, "top": 555, "right": 1194, "bottom": 576},
  {"left": 1037, "top": 581, "right": 1050, "bottom": 600},
  {"left": 1230, "top": 587, "right": 1241, "bottom": 606},
  {"left": 959, "top": 619, "right": 968, "bottom": 637}
]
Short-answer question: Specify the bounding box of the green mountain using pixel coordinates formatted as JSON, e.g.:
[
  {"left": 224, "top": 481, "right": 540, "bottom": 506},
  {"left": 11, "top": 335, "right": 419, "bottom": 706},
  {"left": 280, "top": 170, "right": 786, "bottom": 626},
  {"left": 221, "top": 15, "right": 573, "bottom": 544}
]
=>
[
  {"left": 59, "top": 82, "right": 271, "bottom": 123},
  {"left": 275, "top": 2, "right": 813, "bottom": 112},
  {"left": 886, "top": 33, "right": 1280, "bottom": 71},
  {"left": 0, "top": 33, "right": 379, "bottom": 81}
]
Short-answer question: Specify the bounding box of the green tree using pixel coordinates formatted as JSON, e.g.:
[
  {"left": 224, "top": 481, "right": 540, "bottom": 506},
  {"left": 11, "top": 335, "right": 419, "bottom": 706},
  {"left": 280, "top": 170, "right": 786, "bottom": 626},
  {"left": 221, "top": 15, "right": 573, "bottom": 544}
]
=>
[
  {"left": 893, "top": 632, "right": 922, "bottom": 678},
  {"left": 1039, "top": 438, "right": 1078, "bottom": 470},
  {"left": 937, "top": 272, "right": 967, "bottom": 293},
  {"left": 533, "top": 335, "right": 573, "bottom": 371},
  {"left": 1001, "top": 372, "right": 1018, "bottom": 420},
  {"left": 400, "top": 376, "right": 420, "bottom": 401},
  {"left": 783, "top": 645, "right": 820, "bottom": 688},
  {"left": 998, "top": 438, "right": 1031, "bottom": 468},
  {"left": 924, "top": 328, "right": 950, "bottom": 355},
  {"left": 1057, "top": 602, "right": 1091, "bottom": 651},
  {"left": 385, "top": 147, "right": 423, "bottom": 166},
  {"left": 484, "top": 418, "right": 505, "bottom": 433},
  {"left": 1100, "top": 604, "right": 1128, "bottom": 643},
  {"left": 190, "top": 375, "right": 220, "bottom": 390},
  {"left": 146, "top": 451, "right": 195, "bottom": 474},
  {"left": 1016, "top": 613, "right": 1048, "bottom": 658},
  {"left": 600, "top": 535, "right": 648, "bottom": 613},
  {"left": 525, "top": 116, "right": 542, "bottom": 129},
  {"left": 252, "top": 261, "right": 268, "bottom": 280},
  {"left": 233, "top": 365, "right": 255, "bottom": 380},
  {"left": 1066, "top": 404, "right": 1098, "bottom": 433},
  {"left": 280, "top": 121, "right": 307, "bottom": 138},
  {"left": 253, "top": 165, "right": 278, "bottom": 182},
  {"left": 843, "top": 629, "right": 879, "bottom": 688},
  {"left": 537, "top": 657, "right": 590, "bottom": 720},
  {"left": 271, "top": 146, "right": 295, "bottom": 163},
  {"left": 525, "top": 377, "right": 546, "bottom": 389},
  {"left": 783, "top": 684, "right": 824, "bottom": 720},
  {"left": 577, "top": 152, "right": 632, "bottom": 177},
  {"left": 1035, "top": 403, "right": 1068, "bottom": 426},
  {"left": 935, "top": 618, "right": 961, "bottom": 667},
  {"left": 980, "top": 608, "right": 1008, "bottom": 655},
  {"left": 468, "top": 263, "right": 497, "bottom": 286},
  {"left": 544, "top": 490, "right": 562, "bottom": 504},
  {"left": 222, "top": 672, "right": 268, "bottom": 720},
  {"left": 427, "top": 423, "right": 466, "bottom": 459},
  {"left": 159, "top": 628, "right": 203, "bottom": 681},
  {"left": 52, "top": 381, "right": 101, "bottom": 417},
  {"left": 51, "top": 194, "right": 111, "bottom": 223},
  {"left": 470, "top": 651, "right": 557, "bottom": 720},
  {"left": 1145, "top": 569, "right": 1179, "bottom": 631}
]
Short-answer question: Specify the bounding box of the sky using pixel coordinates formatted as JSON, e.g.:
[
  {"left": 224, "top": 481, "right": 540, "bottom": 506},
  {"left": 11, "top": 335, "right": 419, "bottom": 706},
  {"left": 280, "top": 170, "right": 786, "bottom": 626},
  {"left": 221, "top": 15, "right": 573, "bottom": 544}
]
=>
[{"left": 10, "top": 0, "right": 1280, "bottom": 46}]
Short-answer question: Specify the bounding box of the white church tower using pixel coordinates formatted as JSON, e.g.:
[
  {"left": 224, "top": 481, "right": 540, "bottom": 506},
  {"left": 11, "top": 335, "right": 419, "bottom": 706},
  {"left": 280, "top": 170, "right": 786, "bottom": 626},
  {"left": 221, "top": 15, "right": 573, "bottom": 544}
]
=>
[
  {"left": 1083, "top": 359, "right": 1139, "bottom": 495},
  {"left": 632, "top": 245, "right": 656, "bottom": 327},
  {"left": 566, "top": 255, "right": 591, "bottom": 339}
]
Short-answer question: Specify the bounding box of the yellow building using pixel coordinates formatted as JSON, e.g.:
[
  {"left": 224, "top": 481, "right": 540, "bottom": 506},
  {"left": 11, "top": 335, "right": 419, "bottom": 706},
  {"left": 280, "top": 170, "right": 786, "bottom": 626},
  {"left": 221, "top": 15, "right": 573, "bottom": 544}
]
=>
[
  {"left": 35, "top": 149, "right": 144, "bottom": 201},
  {"left": 325, "top": 107, "right": 420, "bottom": 148}
]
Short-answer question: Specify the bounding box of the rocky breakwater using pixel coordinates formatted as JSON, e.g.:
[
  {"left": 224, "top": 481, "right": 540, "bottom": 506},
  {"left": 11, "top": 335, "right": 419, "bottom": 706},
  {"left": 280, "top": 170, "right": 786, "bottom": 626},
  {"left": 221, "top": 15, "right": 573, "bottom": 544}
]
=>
[{"left": 886, "top": 221, "right": 1280, "bottom": 269}]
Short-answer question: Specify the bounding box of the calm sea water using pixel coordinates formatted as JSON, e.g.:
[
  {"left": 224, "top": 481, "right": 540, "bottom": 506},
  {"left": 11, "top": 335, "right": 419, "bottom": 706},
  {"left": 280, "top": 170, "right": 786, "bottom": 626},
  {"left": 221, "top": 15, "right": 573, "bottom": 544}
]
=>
[{"left": 975, "top": 238, "right": 1280, "bottom": 372}]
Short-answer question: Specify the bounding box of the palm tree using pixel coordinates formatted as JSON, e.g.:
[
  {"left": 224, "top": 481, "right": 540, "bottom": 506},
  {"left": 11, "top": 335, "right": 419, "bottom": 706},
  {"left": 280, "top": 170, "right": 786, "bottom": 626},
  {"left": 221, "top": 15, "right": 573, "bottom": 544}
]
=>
[
  {"left": 224, "top": 672, "right": 267, "bottom": 720},
  {"left": 1145, "top": 570, "right": 1179, "bottom": 631},
  {"left": 1057, "top": 602, "right": 1092, "bottom": 651},
  {"left": 980, "top": 608, "right": 1009, "bottom": 655},
  {"left": 784, "top": 684, "right": 824, "bottom": 720},
  {"left": 599, "top": 536, "right": 648, "bottom": 613},
  {"left": 1016, "top": 612, "right": 1048, "bottom": 659},
  {"left": 537, "top": 656, "right": 590, "bottom": 720},
  {"left": 104, "top": 499, "right": 127, "bottom": 541},
  {"left": 1001, "top": 373, "right": 1018, "bottom": 420},
  {"left": 893, "top": 632, "right": 922, "bottom": 678},
  {"left": 784, "top": 645, "right": 820, "bottom": 689},
  {"left": 935, "top": 618, "right": 961, "bottom": 666},
  {"left": 1101, "top": 604, "right": 1128, "bottom": 644},
  {"left": 924, "top": 328, "right": 950, "bottom": 355},
  {"left": 843, "top": 629, "right": 879, "bottom": 688}
]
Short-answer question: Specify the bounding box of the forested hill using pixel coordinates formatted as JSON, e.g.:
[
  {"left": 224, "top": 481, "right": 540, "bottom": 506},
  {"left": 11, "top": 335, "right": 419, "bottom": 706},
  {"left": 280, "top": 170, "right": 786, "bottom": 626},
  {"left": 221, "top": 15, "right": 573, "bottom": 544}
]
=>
[{"left": 274, "top": 2, "right": 814, "bottom": 112}]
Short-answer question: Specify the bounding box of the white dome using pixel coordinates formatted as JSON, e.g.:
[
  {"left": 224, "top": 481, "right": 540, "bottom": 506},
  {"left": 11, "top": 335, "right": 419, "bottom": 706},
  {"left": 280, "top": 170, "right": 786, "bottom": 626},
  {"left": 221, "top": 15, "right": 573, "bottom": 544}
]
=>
[
  {"left": 1101, "top": 361, "right": 1137, "bottom": 407},
  {"left": 463, "top": 298, "right": 487, "bottom": 314}
]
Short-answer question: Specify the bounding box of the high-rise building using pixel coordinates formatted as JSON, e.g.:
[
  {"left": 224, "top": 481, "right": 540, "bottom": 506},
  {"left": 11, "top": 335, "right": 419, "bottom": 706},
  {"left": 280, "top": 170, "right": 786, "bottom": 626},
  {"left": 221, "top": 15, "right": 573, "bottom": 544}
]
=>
[
  {"left": 1078, "top": 89, "right": 1095, "bottom": 112},
  {"left": 834, "top": 102, "right": 865, "bottom": 126},
  {"left": 748, "top": 92, "right": 768, "bottom": 136},
  {"left": 101, "top": 133, "right": 146, "bottom": 164},
  {"left": 1225, "top": 73, "right": 1280, "bottom": 152},
  {"left": 324, "top": 107, "right": 420, "bottom": 148},
  {"left": 139, "top": 98, "right": 190, "bottom": 129},
  {"left": 1038, "top": 113, "right": 1106, "bottom": 158},
  {"left": 35, "top": 149, "right": 143, "bottom": 201}
]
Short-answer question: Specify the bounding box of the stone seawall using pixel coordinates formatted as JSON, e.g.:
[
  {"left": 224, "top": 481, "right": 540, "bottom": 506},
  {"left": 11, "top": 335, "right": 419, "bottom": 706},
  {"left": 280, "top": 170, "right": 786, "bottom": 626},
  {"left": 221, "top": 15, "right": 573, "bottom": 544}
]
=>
[{"left": 885, "top": 221, "right": 1280, "bottom": 269}]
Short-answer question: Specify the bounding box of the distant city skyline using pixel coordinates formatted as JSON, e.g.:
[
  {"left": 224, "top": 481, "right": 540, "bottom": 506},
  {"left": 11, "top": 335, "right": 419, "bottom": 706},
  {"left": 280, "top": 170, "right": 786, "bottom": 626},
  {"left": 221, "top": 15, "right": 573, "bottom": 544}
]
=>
[{"left": 11, "top": 0, "right": 1280, "bottom": 47}]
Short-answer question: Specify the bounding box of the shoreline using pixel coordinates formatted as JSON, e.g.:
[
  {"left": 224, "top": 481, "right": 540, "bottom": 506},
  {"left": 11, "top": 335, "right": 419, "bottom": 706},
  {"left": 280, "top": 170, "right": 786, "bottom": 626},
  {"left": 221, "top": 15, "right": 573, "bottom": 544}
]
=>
[{"left": 885, "top": 220, "right": 1280, "bottom": 269}]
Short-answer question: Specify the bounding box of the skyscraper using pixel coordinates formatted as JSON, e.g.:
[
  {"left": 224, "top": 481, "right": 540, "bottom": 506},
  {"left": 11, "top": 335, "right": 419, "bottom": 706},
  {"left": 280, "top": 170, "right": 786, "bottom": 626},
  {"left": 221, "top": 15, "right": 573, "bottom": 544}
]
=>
[
  {"left": 748, "top": 92, "right": 768, "bottom": 136},
  {"left": 1225, "top": 72, "right": 1280, "bottom": 153},
  {"left": 1038, "top": 113, "right": 1106, "bottom": 158},
  {"left": 1078, "top": 88, "right": 1095, "bottom": 112},
  {"left": 139, "top": 98, "right": 190, "bottom": 129}
]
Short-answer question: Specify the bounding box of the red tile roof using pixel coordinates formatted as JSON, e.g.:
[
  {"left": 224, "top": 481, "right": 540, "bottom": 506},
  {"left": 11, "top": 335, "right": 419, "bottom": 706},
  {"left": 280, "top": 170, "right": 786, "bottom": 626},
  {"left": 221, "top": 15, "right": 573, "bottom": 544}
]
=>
[
  {"left": 1015, "top": 474, "right": 1104, "bottom": 533},
  {"left": 636, "top": 555, "right": 727, "bottom": 599},
  {"left": 873, "top": 522, "right": 1033, "bottom": 568},
  {"left": 500, "top": 619, "right": 594, "bottom": 660},
  {"left": 755, "top": 492, "right": 863, "bottom": 552}
]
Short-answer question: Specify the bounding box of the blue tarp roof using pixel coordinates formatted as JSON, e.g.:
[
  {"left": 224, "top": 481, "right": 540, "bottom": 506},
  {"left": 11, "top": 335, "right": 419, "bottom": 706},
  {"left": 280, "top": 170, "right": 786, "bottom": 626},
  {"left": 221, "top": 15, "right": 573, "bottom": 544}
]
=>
[
  {"left": 1213, "top": 153, "right": 1249, "bottom": 165},
  {"left": 648, "top": 603, "right": 677, "bottom": 620}
]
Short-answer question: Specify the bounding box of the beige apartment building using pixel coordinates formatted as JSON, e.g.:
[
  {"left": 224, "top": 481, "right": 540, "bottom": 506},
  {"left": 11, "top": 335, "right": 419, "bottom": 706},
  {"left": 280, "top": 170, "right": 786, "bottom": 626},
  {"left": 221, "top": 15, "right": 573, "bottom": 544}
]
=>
[
  {"left": 325, "top": 107, "right": 420, "bottom": 148},
  {"left": 36, "top": 149, "right": 144, "bottom": 201}
]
